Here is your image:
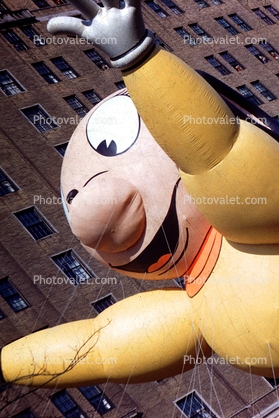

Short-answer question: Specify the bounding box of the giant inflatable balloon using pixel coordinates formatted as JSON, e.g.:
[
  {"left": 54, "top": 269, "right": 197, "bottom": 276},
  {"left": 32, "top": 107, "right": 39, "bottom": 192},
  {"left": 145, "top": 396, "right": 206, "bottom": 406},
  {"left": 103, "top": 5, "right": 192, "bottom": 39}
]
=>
[{"left": 1, "top": 0, "right": 279, "bottom": 389}]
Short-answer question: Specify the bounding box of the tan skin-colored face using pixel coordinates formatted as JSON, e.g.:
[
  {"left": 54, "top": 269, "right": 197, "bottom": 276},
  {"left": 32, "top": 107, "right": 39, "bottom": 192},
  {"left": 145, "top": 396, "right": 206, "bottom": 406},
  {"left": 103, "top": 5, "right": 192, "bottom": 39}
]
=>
[{"left": 61, "top": 90, "right": 211, "bottom": 280}]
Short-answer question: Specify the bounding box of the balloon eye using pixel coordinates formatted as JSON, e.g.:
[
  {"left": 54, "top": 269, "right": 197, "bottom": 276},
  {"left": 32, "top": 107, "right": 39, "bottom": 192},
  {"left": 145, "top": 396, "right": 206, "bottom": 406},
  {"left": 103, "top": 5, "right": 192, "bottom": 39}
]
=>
[
  {"left": 66, "top": 189, "right": 79, "bottom": 204},
  {"left": 86, "top": 96, "right": 140, "bottom": 156}
]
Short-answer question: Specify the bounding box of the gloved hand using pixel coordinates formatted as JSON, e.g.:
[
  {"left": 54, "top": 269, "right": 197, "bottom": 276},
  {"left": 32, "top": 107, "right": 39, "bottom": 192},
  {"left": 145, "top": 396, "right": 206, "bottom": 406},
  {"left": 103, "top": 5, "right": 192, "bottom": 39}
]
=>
[{"left": 47, "top": 0, "right": 154, "bottom": 70}]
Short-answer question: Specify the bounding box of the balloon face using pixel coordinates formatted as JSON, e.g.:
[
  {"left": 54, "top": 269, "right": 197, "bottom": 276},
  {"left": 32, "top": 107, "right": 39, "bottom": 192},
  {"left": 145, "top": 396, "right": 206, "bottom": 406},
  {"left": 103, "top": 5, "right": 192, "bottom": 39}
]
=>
[{"left": 61, "top": 89, "right": 211, "bottom": 280}]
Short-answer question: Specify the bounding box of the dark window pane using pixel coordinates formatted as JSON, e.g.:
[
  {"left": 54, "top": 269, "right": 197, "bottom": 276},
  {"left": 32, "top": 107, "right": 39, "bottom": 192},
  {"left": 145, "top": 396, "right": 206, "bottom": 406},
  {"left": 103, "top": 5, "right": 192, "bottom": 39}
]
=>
[
  {"left": 145, "top": 0, "right": 168, "bottom": 17},
  {"left": 92, "top": 295, "right": 116, "bottom": 314},
  {"left": 65, "top": 95, "right": 88, "bottom": 117},
  {"left": 265, "top": 5, "right": 279, "bottom": 19},
  {"left": 55, "top": 142, "right": 68, "bottom": 156},
  {"left": 52, "top": 390, "right": 87, "bottom": 418},
  {"left": 12, "top": 408, "right": 36, "bottom": 418},
  {"left": 215, "top": 17, "right": 239, "bottom": 35},
  {"left": 220, "top": 51, "right": 245, "bottom": 71},
  {"left": 0, "top": 277, "right": 28, "bottom": 312},
  {"left": 51, "top": 57, "right": 79, "bottom": 79},
  {"left": 176, "top": 391, "right": 217, "bottom": 417},
  {"left": 83, "top": 89, "right": 101, "bottom": 104},
  {"left": 32, "top": 0, "right": 49, "bottom": 8},
  {"left": 32, "top": 62, "right": 60, "bottom": 84},
  {"left": 84, "top": 49, "right": 110, "bottom": 70},
  {"left": 2, "top": 30, "right": 28, "bottom": 51},
  {"left": 245, "top": 45, "right": 269, "bottom": 63},
  {"left": 193, "top": 0, "right": 210, "bottom": 8},
  {"left": 237, "top": 85, "right": 263, "bottom": 105},
  {"left": 251, "top": 80, "right": 277, "bottom": 101},
  {"left": 252, "top": 8, "right": 275, "bottom": 25},
  {"left": 15, "top": 207, "right": 55, "bottom": 240},
  {"left": 52, "top": 250, "right": 94, "bottom": 286},
  {"left": 189, "top": 24, "right": 213, "bottom": 42},
  {"left": 205, "top": 56, "right": 231, "bottom": 75},
  {"left": 229, "top": 13, "right": 252, "bottom": 31},
  {"left": 175, "top": 27, "right": 197, "bottom": 46},
  {"left": 21, "top": 105, "right": 59, "bottom": 132},
  {"left": 79, "top": 386, "right": 114, "bottom": 416}
]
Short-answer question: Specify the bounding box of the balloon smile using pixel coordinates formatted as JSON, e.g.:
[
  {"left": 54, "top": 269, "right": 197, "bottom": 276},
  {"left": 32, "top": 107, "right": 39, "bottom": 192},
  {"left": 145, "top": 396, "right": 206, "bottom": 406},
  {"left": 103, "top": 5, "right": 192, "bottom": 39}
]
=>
[{"left": 110, "top": 179, "right": 186, "bottom": 274}]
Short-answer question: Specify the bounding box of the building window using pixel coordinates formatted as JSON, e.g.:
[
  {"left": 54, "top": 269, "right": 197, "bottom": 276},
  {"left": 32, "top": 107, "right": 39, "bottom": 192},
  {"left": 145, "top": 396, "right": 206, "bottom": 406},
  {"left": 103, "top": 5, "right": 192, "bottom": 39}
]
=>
[
  {"left": 0, "top": 1, "right": 9, "bottom": 12},
  {"left": 205, "top": 56, "right": 231, "bottom": 75},
  {"left": 32, "top": 62, "right": 60, "bottom": 84},
  {"left": 0, "top": 167, "right": 18, "bottom": 197},
  {"left": 193, "top": 0, "right": 210, "bottom": 8},
  {"left": 0, "top": 70, "right": 25, "bottom": 96},
  {"left": 161, "top": 0, "right": 183, "bottom": 14},
  {"left": 15, "top": 207, "right": 55, "bottom": 240},
  {"left": 115, "top": 81, "right": 126, "bottom": 89},
  {"left": 55, "top": 142, "right": 68, "bottom": 157},
  {"left": 211, "top": 0, "right": 223, "bottom": 4},
  {"left": 229, "top": 14, "right": 252, "bottom": 31},
  {"left": 0, "top": 309, "right": 6, "bottom": 319},
  {"left": 52, "top": 250, "right": 95, "bottom": 286},
  {"left": 264, "top": 5, "right": 279, "bottom": 19},
  {"left": 215, "top": 17, "right": 239, "bottom": 35},
  {"left": 21, "top": 26, "right": 44, "bottom": 46},
  {"left": 175, "top": 27, "right": 196, "bottom": 46},
  {"left": 2, "top": 30, "right": 28, "bottom": 51},
  {"left": 176, "top": 391, "right": 218, "bottom": 418},
  {"left": 189, "top": 24, "right": 213, "bottom": 42},
  {"left": 84, "top": 49, "right": 110, "bottom": 70},
  {"left": 237, "top": 85, "right": 263, "bottom": 105},
  {"left": 12, "top": 409, "right": 36, "bottom": 418},
  {"left": 153, "top": 33, "right": 173, "bottom": 51},
  {"left": 64, "top": 95, "right": 88, "bottom": 117},
  {"left": 79, "top": 386, "right": 114, "bottom": 416},
  {"left": 251, "top": 80, "right": 277, "bottom": 101},
  {"left": 265, "top": 377, "right": 279, "bottom": 387},
  {"left": 21, "top": 105, "right": 59, "bottom": 132},
  {"left": 252, "top": 8, "right": 274, "bottom": 25},
  {"left": 91, "top": 294, "right": 116, "bottom": 314},
  {"left": 52, "top": 390, "right": 87, "bottom": 418},
  {"left": 245, "top": 45, "right": 269, "bottom": 63},
  {"left": 145, "top": 0, "right": 168, "bottom": 17},
  {"left": 0, "top": 277, "right": 28, "bottom": 312},
  {"left": 32, "top": 0, "right": 49, "bottom": 8},
  {"left": 259, "top": 41, "right": 279, "bottom": 59},
  {"left": 220, "top": 51, "right": 245, "bottom": 71},
  {"left": 51, "top": 57, "right": 78, "bottom": 79},
  {"left": 83, "top": 89, "right": 101, "bottom": 105}
]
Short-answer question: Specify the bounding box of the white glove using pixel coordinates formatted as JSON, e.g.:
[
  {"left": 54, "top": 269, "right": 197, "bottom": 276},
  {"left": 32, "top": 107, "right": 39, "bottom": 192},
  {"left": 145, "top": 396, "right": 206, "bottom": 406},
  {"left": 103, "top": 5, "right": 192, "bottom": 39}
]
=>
[{"left": 47, "top": 0, "right": 154, "bottom": 70}]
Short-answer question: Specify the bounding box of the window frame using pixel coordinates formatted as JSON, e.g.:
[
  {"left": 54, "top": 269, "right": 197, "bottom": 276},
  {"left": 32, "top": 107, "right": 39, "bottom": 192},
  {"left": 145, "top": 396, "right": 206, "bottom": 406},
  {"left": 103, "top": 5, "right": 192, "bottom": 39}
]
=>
[
  {"left": 91, "top": 293, "right": 117, "bottom": 314},
  {"left": 229, "top": 13, "right": 252, "bottom": 31},
  {"left": 0, "top": 166, "right": 19, "bottom": 197},
  {"left": 14, "top": 206, "right": 56, "bottom": 241},
  {"left": 64, "top": 95, "right": 89, "bottom": 117},
  {"left": 20, "top": 104, "right": 59, "bottom": 133},
  {"left": 0, "top": 70, "right": 26, "bottom": 97},
  {"left": 51, "top": 249, "right": 96, "bottom": 286},
  {"left": 175, "top": 27, "right": 197, "bottom": 46},
  {"left": 82, "top": 89, "right": 101, "bottom": 105},
  {"left": 252, "top": 8, "right": 275, "bottom": 25},
  {"left": 54, "top": 142, "right": 69, "bottom": 157},
  {"left": 0, "top": 277, "right": 29, "bottom": 313},
  {"left": 174, "top": 390, "right": 220, "bottom": 418},
  {"left": 219, "top": 51, "right": 245, "bottom": 71},
  {"left": 32, "top": 62, "right": 60, "bottom": 84},
  {"left": 51, "top": 57, "right": 79, "bottom": 79},
  {"left": 51, "top": 389, "right": 88, "bottom": 418},
  {"left": 251, "top": 80, "right": 277, "bottom": 101},
  {"left": 237, "top": 84, "right": 263, "bottom": 106},
  {"left": 205, "top": 55, "right": 231, "bottom": 75},
  {"left": 215, "top": 17, "right": 239, "bottom": 35},
  {"left": 79, "top": 385, "right": 114, "bottom": 416},
  {"left": 84, "top": 49, "right": 110, "bottom": 70},
  {"left": 2, "top": 30, "right": 29, "bottom": 51},
  {"left": 189, "top": 23, "right": 213, "bottom": 43},
  {"left": 245, "top": 44, "right": 269, "bottom": 63}
]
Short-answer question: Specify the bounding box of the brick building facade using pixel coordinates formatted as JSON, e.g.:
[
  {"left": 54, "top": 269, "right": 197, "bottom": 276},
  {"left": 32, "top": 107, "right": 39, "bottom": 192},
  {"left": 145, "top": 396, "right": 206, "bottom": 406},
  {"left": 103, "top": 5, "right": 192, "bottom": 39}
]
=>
[{"left": 0, "top": 0, "right": 279, "bottom": 416}]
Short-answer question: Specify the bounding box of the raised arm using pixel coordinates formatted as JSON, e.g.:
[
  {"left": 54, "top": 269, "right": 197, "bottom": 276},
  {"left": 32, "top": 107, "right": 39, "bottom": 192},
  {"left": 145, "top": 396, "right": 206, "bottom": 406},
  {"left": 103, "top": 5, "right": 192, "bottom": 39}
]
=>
[{"left": 48, "top": 0, "right": 279, "bottom": 244}]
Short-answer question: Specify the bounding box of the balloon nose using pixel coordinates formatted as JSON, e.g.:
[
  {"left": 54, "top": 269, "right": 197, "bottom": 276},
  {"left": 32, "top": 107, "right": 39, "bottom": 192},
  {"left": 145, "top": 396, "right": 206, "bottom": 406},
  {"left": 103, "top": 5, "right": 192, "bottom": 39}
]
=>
[{"left": 68, "top": 176, "right": 146, "bottom": 253}]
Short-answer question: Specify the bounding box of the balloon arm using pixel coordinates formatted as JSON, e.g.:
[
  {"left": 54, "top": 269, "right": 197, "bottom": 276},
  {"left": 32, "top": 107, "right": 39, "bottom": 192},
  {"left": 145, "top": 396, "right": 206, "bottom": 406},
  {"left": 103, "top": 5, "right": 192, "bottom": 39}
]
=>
[
  {"left": 123, "top": 46, "right": 279, "bottom": 244},
  {"left": 0, "top": 289, "right": 209, "bottom": 388}
]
